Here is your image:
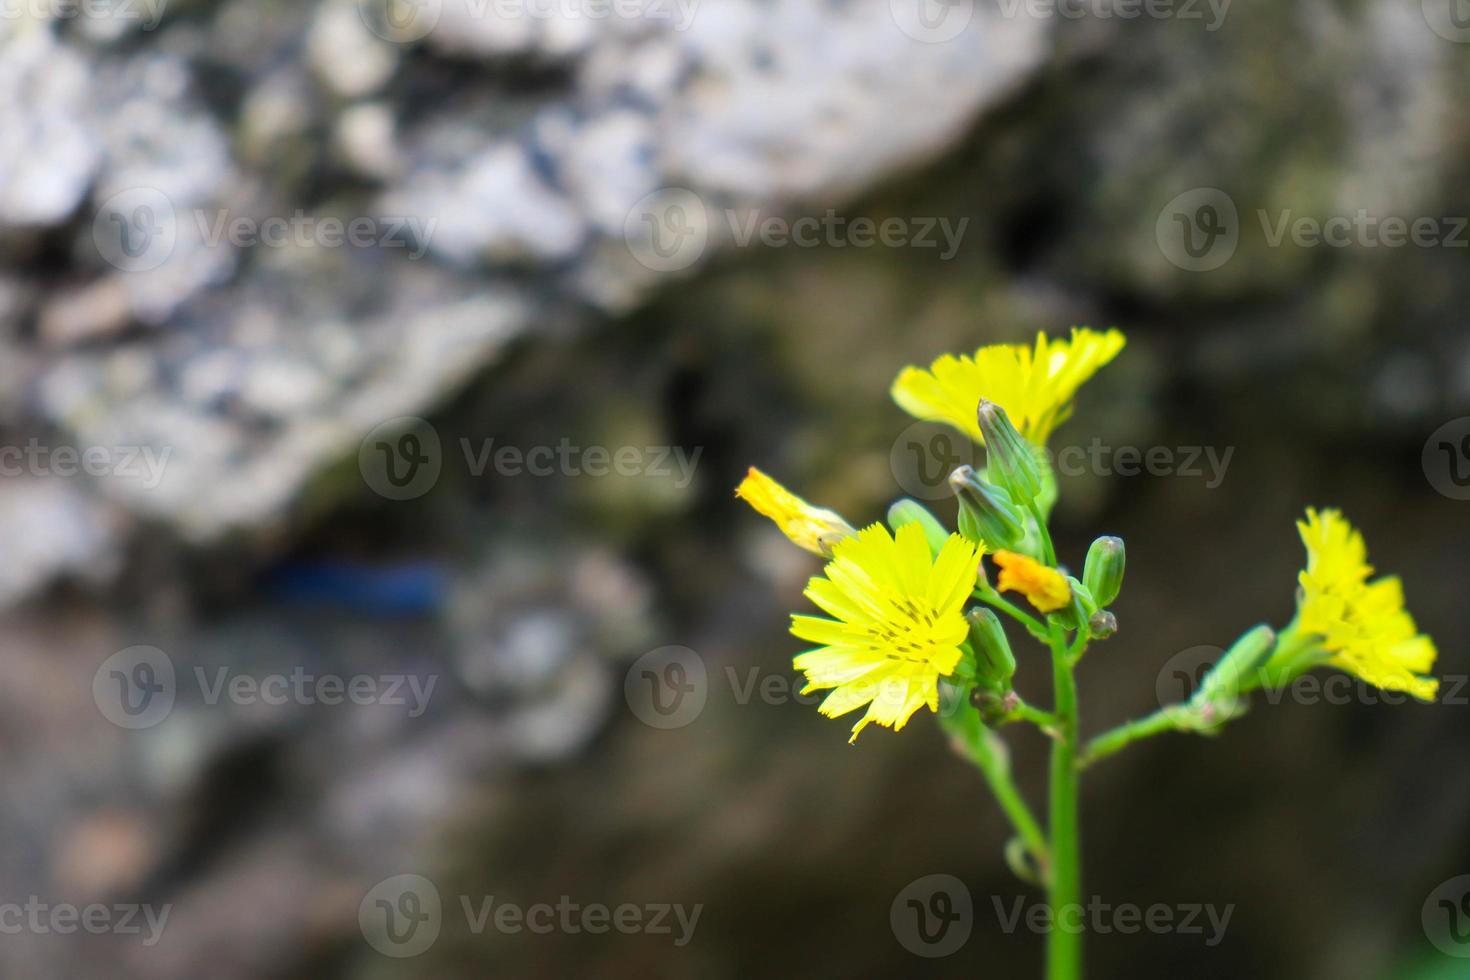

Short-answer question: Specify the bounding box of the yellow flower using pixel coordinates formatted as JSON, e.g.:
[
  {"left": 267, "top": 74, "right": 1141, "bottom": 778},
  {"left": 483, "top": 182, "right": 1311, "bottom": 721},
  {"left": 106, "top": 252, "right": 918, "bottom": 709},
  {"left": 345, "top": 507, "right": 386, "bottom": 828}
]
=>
[
  {"left": 891, "top": 328, "right": 1126, "bottom": 445},
  {"left": 736, "top": 467, "right": 856, "bottom": 557},
  {"left": 993, "top": 550, "right": 1071, "bottom": 613},
  {"left": 791, "top": 523, "right": 983, "bottom": 742},
  {"left": 1292, "top": 508, "right": 1438, "bottom": 701}
]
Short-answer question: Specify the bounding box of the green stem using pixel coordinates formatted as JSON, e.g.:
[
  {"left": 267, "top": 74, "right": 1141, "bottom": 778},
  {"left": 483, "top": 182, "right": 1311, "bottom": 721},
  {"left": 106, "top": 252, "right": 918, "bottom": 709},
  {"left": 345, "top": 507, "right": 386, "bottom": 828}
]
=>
[
  {"left": 1046, "top": 624, "right": 1082, "bottom": 980},
  {"left": 1078, "top": 709, "right": 1181, "bottom": 769},
  {"left": 1010, "top": 698, "right": 1060, "bottom": 730}
]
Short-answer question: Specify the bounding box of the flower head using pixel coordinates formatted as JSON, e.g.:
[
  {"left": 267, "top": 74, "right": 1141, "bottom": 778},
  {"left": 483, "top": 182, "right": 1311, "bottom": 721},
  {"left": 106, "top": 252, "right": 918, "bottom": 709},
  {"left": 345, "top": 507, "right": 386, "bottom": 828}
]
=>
[
  {"left": 993, "top": 550, "right": 1071, "bottom": 613},
  {"left": 1288, "top": 508, "right": 1438, "bottom": 700},
  {"left": 736, "top": 467, "right": 856, "bottom": 557},
  {"left": 791, "top": 523, "right": 983, "bottom": 742},
  {"left": 891, "top": 328, "right": 1125, "bottom": 445}
]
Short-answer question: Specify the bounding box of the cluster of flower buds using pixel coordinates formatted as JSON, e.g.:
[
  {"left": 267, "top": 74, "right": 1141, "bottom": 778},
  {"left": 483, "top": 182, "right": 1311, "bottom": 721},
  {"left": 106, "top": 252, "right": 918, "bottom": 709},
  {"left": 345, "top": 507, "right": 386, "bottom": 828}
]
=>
[
  {"left": 949, "top": 400, "right": 1127, "bottom": 646},
  {"left": 1080, "top": 536, "right": 1125, "bottom": 638}
]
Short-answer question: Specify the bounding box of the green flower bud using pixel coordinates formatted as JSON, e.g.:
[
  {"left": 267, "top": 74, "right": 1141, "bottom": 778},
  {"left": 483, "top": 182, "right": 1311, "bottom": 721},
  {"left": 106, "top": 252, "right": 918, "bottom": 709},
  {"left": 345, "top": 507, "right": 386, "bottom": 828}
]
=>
[
  {"left": 1198, "top": 625, "right": 1277, "bottom": 704},
  {"left": 886, "top": 498, "right": 951, "bottom": 557},
  {"left": 1083, "top": 536, "right": 1126, "bottom": 608},
  {"left": 1088, "top": 610, "right": 1118, "bottom": 639},
  {"left": 976, "top": 400, "right": 1043, "bottom": 505},
  {"left": 971, "top": 687, "right": 1020, "bottom": 728},
  {"left": 967, "top": 607, "right": 1016, "bottom": 690},
  {"left": 949, "top": 466, "right": 1025, "bottom": 548}
]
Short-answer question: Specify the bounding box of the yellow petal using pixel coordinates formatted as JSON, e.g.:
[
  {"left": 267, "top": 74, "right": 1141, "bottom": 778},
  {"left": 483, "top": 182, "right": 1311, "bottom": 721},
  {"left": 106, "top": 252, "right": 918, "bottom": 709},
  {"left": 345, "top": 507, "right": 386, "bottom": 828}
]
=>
[{"left": 736, "top": 467, "right": 855, "bottom": 556}]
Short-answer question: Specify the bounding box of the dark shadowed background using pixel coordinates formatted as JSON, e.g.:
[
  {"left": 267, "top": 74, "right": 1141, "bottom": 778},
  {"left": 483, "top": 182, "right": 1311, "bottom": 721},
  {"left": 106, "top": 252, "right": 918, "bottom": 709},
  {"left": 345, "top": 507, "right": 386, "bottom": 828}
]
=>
[{"left": 1, "top": 0, "right": 1468, "bottom": 977}]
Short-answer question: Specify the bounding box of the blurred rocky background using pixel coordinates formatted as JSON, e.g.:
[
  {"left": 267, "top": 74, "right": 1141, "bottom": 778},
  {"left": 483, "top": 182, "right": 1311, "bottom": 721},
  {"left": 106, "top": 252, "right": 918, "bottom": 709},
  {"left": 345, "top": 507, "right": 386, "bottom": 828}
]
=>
[{"left": 1, "top": 0, "right": 1468, "bottom": 977}]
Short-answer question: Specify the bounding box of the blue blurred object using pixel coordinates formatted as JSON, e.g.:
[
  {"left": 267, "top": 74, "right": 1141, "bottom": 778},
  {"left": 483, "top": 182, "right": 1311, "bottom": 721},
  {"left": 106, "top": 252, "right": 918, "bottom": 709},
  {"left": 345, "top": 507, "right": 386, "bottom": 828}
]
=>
[{"left": 264, "top": 559, "right": 449, "bottom": 617}]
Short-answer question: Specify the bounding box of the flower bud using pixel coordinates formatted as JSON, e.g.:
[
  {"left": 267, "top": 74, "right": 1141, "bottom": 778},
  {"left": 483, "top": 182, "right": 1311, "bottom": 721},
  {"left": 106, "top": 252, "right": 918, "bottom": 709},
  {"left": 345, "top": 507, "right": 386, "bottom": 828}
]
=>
[
  {"left": 971, "top": 688, "right": 1019, "bottom": 728},
  {"left": 1198, "top": 625, "right": 1277, "bottom": 705},
  {"left": 967, "top": 607, "right": 1016, "bottom": 690},
  {"left": 1083, "top": 535, "right": 1126, "bottom": 608},
  {"left": 1088, "top": 610, "right": 1118, "bottom": 639},
  {"left": 976, "top": 400, "right": 1043, "bottom": 505},
  {"left": 887, "top": 498, "right": 950, "bottom": 557},
  {"left": 949, "top": 466, "right": 1025, "bottom": 549}
]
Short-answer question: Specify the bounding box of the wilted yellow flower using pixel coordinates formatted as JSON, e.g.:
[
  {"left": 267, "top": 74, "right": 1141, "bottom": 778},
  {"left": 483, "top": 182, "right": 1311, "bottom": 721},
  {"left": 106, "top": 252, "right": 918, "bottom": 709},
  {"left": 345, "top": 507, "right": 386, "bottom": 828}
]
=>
[
  {"left": 736, "top": 467, "right": 855, "bottom": 557},
  {"left": 993, "top": 550, "right": 1071, "bottom": 613},
  {"left": 1292, "top": 508, "right": 1438, "bottom": 701},
  {"left": 891, "top": 328, "right": 1126, "bottom": 445},
  {"left": 791, "top": 523, "right": 983, "bottom": 742}
]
